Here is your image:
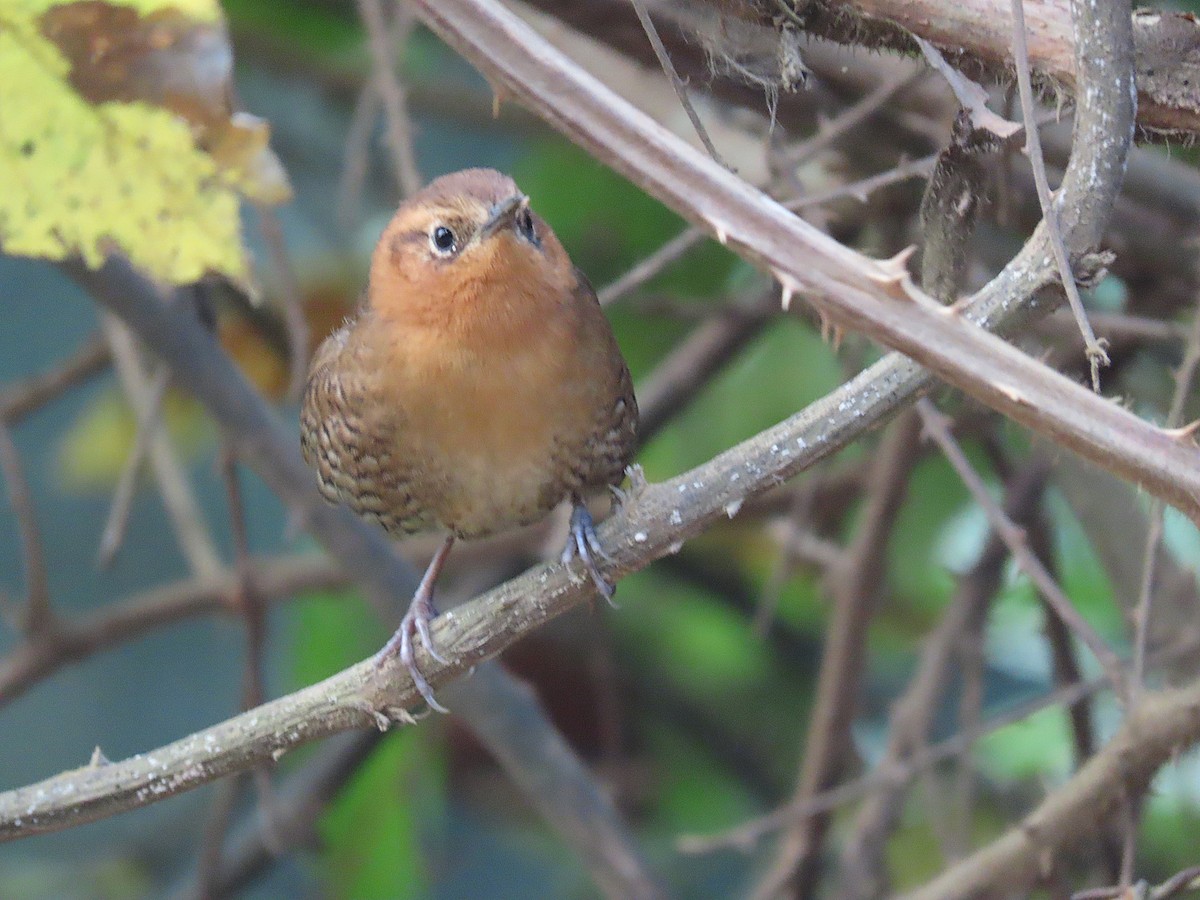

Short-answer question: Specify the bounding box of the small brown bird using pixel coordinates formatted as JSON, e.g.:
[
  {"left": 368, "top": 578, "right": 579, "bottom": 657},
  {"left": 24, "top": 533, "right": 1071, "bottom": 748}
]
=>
[{"left": 300, "top": 168, "right": 638, "bottom": 708}]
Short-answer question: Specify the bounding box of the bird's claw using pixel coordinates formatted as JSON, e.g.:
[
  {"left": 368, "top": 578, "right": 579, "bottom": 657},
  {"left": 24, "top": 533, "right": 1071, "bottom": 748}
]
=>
[
  {"left": 624, "top": 464, "right": 648, "bottom": 498},
  {"left": 562, "top": 504, "right": 617, "bottom": 607},
  {"left": 411, "top": 604, "right": 450, "bottom": 666},
  {"left": 377, "top": 593, "right": 449, "bottom": 714}
]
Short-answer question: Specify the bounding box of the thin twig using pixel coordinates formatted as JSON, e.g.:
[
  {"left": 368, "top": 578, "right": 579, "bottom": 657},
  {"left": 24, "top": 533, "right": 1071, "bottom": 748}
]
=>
[
  {"left": 96, "top": 366, "right": 170, "bottom": 569},
  {"left": 680, "top": 666, "right": 1110, "bottom": 855},
  {"left": 754, "top": 486, "right": 823, "bottom": 636},
  {"left": 221, "top": 450, "right": 283, "bottom": 854},
  {"left": 686, "top": 641, "right": 1200, "bottom": 867},
  {"left": 1040, "top": 310, "right": 1192, "bottom": 347},
  {"left": 1038, "top": 535, "right": 1100, "bottom": 769},
  {"left": 99, "top": 312, "right": 222, "bottom": 577},
  {"left": 777, "top": 72, "right": 924, "bottom": 172},
  {"left": 597, "top": 226, "right": 710, "bottom": 307},
  {"left": 629, "top": 0, "right": 729, "bottom": 169},
  {"left": 1153, "top": 865, "right": 1200, "bottom": 899},
  {"left": 337, "top": 81, "right": 382, "bottom": 226},
  {"left": 635, "top": 288, "right": 776, "bottom": 442},
  {"left": 947, "top": 584, "right": 986, "bottom": 861},
  {"left": 0, "top": 335, "right": 109, "bottom": 425},
  {"left": 220, "top": 452, "right": 266, "bottom": 712},
  {"left": 195, "top": 774, "right": 245, "bottom": 898},
  {"left": 0, "top": 420, "right": 55, "bottom": 637},
  {"left": 1010, "top": 0, "right": 1109, "bottom": 389},
  {"left": 356, "top": 0, "right": 422, "bottom": 197},
  {"left": 0, "top": 555, "right": 347, "bottom": 708},
  {"left": 916, "top": 399, "right": 1126, "bottom": 696},
  {"left": 598, "top": 152, "right": 936, "bottom": 309},
  {"left": 1121, "top": 272, "right": 1200, "bottom": 884},
  {"left": 1131, "top": 293, "right": 1200, "bottom": 696},
  {"left": 788, "top": 153, "right": 938, "bottom": 210},
  {"left": 912, "top": 37, "right": 1020, "bottom": 141},
  {"left": 1119, "top": 796, "right": 1139, "bottom": 890},
  {"left": 1073, "top": 861, "right": 1200, "bottom": 899},
  {"left": 600, "top": 75, "right": 932, "bottom": 311}
]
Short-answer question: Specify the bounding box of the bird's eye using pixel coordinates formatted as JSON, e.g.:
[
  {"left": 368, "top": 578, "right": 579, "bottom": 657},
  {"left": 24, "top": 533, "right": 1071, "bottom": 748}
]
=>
[
  {"left": 517, "top": 209, "right": 537, "bottom": 245},
  {"left": 431, "top": 225, "right": 457, "bottom": 254}
]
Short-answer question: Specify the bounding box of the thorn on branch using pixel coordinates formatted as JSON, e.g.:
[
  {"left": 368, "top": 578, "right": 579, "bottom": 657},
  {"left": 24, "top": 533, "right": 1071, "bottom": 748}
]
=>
[
  {"left": 1164, "top": 420, "right": 1200, "bottom": 442},
  {"left": 780, "top": 284, "right": 794, "bottom": 311},
  {"left": 624, "top": 463, "right": 649, "bottom": 498}
]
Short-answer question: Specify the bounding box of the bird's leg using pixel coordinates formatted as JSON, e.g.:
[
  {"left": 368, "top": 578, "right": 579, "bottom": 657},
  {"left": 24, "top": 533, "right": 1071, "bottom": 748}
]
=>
[
  {"left": 561, "top": 501, "right": 617, "bottom": 606},
  {"left": 377, "top": 534, "right": 455, "bottom": 713}
]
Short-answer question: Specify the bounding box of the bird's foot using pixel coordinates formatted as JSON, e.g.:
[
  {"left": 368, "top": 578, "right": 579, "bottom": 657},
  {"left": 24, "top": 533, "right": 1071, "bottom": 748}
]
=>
[
  {"left": 561, "top": 503, "right": 617, "bottom": 607},
  {"left": 376, "top": 536, "right": 455, "bottom": 712},
  {"left": 376, "top": 578, "right": 451, "bottom": 714}
]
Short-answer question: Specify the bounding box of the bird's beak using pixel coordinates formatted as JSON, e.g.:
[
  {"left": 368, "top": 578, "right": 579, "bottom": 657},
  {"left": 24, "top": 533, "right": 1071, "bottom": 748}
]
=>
[{"left": 478, "top": 193, "right": 529, "bottom": 241}]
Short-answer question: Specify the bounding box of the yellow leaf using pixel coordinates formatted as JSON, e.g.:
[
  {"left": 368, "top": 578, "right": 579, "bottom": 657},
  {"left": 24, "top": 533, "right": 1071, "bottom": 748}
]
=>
[{"left": 0, "top": 0, "right": 292, "bottom": 286}]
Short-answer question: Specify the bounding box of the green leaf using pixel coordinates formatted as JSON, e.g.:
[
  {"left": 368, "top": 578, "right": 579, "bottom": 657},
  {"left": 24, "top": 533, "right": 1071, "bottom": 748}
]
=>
[
  {"left": 291, "top": 592, "right": 444, "bottom": 900},
  {"left": 317, "top": 733, "right": 435, "bottom": 900}
]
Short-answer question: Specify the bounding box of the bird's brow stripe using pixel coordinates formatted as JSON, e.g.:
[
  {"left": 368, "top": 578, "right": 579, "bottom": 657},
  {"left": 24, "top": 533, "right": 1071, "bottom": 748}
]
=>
[{"left": 389, "top": 230, "right": 433, "bottom": 265}]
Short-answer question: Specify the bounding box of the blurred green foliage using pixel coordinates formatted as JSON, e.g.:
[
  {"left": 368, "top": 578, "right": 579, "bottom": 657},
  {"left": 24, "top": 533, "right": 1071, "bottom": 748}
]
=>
[{"left": 290, "top": 590, "right": 444, "bottom": 899}]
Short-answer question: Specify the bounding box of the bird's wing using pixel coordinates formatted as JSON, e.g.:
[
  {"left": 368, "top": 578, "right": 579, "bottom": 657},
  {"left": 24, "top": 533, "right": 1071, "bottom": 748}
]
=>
[{"left": 569, "top": 271, "right": 639, "bottom": 494}]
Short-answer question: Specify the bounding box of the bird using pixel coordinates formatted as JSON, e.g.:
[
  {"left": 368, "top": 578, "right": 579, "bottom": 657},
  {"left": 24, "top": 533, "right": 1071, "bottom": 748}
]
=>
[{"left": 300, "top": 168, "right": 638, "bottom": 710}]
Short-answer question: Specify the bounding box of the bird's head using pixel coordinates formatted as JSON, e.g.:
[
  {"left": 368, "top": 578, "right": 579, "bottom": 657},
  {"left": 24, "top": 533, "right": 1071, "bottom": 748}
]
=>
[{"left": 367, "top": 168, "right": 578, "bottom": 335}]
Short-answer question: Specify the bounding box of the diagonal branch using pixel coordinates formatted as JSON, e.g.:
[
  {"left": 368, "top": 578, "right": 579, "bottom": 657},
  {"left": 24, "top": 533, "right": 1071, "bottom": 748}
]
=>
[
  {"left": 625, "top": 0, "right": 1192, "bottom": 137},
  {"left": 0, "top": 556, "right": 345, "bottom": 708},
  {"left": 629, "top": 0, "right": 729, "bottom": 167},
  {"left": 916, "top": 399, "right": 1125, "bottom": 696},
  {"left": 0, "top": 334, "right": 109, "bottom": 425},
  {"left": 444, "top": 663, "right": 671, "bottom": 899},
  {"left": 896, "top": 679, "right": 1200, "bottom": 900}
]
